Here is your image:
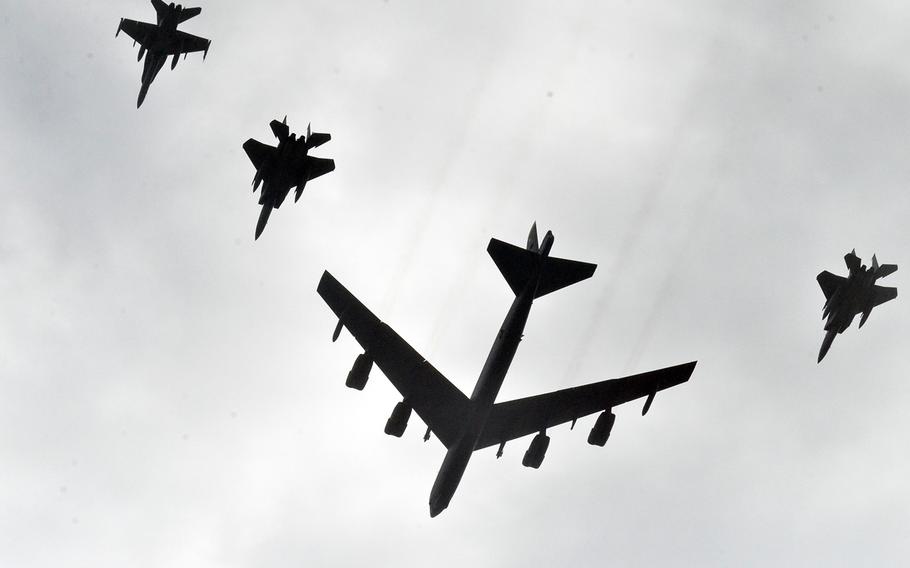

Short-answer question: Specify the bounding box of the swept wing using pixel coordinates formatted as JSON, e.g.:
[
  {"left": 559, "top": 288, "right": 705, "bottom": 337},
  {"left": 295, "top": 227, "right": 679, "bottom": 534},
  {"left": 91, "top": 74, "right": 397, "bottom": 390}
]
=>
[
  {"left": 817, "top": 271, "right": 846, "bottom": 300},
  {"left": 243, "top": 139, "right": 275, "bottom": 170},
  {"left": 475, "top": 361, "right": 696, "bottom": 449},
  {"left": 317, "top": 271, "right": 471, "bottom": 448}
]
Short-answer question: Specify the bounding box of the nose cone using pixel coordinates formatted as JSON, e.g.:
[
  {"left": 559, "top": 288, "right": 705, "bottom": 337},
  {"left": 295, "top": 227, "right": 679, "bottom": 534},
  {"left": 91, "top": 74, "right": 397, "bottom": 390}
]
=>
[
  {"left": 817, "top": 330, "right": 836, "bottom": 363},
  {"left": 429, "top": 500, "right": 447, "bottom": 518}
]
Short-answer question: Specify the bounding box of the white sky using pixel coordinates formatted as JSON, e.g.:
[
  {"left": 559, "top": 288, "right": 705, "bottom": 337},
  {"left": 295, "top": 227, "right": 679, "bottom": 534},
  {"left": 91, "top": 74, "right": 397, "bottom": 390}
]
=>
[{"left": 1, "top": 1, "right": 908, "bottom": 566}]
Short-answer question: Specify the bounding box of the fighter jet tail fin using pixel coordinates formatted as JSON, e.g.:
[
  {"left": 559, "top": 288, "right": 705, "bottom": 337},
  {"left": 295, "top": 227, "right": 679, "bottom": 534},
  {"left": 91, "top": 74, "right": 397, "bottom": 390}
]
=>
[
  {"left": 487, "top": 239, "right": 596, "bottom": 298},
  {"left": 873, "top": 255, "right": 898, "bottom": 279},
  {"left": 270, "top": 116, "right": 289, "bottom": 142}
]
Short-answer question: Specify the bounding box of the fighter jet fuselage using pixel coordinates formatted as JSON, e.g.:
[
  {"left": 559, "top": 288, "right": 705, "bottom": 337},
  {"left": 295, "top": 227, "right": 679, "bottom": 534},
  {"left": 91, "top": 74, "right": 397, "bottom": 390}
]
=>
[
  {"left": 816, "top": 250, "right": 898, "bottom": 362},
  {"left": 116, "top": 2, "right": 210, "bottom": 107},
  {"left": 243, "top": 118, "right": 335, "bottom": 239}
]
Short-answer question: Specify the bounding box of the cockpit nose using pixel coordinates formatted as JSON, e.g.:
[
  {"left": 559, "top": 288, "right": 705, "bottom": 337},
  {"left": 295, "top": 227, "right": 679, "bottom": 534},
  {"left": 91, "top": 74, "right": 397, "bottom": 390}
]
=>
[{"left": 429, "top": 500, "right": 446, "bottom": 518}]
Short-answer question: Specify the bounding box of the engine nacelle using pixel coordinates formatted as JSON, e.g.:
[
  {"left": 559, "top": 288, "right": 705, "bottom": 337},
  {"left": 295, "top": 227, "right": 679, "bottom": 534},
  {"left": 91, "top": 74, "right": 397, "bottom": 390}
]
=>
[
  {"left": 522, "top": 431, "right": 550, "bottom": 469},
  {"left": 587, "top": 410, "right": 616, "bottom": 447},
  {"left": 384, "top": 401, "right": 411, "bottom": 437},
  {"left": 345, "top": 353, "right": 372, "bottom": 390},
  {"left": 137, "top": 45, "right": 146, "bottom": 61},
  {"left": 171, "top": 51, "right": 180, "bottom": 70}
]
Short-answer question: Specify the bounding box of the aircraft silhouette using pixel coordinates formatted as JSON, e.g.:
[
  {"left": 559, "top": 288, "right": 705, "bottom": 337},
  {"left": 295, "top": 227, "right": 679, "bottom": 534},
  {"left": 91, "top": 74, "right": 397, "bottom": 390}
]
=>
[
  {"left": 116, "top": 1, "right": 211, "bottom": 108},
  {"left": 318, "top": 223, "right": 696, "bottom": 517},
  {"left": 816, "top": 249, "right": 898, "bottom": 362},
  {"left": 242, "top": 117, "right": 335, "bottom": 239}
]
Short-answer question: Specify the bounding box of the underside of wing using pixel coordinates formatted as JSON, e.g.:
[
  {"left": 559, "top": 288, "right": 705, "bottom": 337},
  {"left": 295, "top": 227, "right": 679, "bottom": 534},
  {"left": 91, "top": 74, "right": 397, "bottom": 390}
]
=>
[
  {"left": 817, "top": 271, "right": 845, "bottom": 300},
  {"left": 872, "top": 285, "right": 898, "bottom": 308},
  {"left": 167, "top": 30, "right": 211, "bottom": 55},
  {"left": 476, "top": 361, "right": 696, "bottom": 450},
  {"left": 243, "top": 139, "right": 274, "bottom": 170},
  {"left": 299, "top": 156, "right": 335, "bottom": 182},
  {"left": 117, "top": 19, "right": 157, "bottom": 46},
  {"left": 317, "top": 271, "right": 470, "bottom": 448}
]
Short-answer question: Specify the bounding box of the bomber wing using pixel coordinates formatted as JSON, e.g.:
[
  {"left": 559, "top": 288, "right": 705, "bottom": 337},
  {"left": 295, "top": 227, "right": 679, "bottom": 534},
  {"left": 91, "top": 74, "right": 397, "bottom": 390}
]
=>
[
  {"left": 242, "top": 139, "right": 274, "bottom": 170},
  {"left": 817, "top": 271, "right": 846, "bottom": 300},
  {"left": 317, "top": 271, "right": 471, "bottom": 448},
  {"left": 475, "top": 361, "right": 696, "bottom": 450},
  {"left": 117, "top": 19, "right": 157, "bottom": 47}
]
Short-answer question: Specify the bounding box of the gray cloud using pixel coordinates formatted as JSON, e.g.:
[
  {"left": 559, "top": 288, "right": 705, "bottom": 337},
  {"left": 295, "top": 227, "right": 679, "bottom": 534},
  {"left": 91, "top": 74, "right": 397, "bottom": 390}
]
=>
[{"left": 1, "top": 1, "right": 908, "bottom": 566}]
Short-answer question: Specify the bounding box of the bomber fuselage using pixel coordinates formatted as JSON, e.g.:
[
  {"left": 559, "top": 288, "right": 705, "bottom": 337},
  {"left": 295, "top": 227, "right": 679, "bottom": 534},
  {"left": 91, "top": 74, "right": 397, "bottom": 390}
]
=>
[{"left": 428, "top": 235, "right": 552, "bottom": 517}]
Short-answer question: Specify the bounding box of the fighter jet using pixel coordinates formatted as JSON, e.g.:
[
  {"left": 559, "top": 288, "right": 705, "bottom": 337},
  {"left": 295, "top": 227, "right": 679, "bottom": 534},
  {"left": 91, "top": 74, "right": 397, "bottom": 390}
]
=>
[
  {"left": 318, "top": 223, "right": 696, "bottom": 517},
  {"left": 816, "top": 249, "right": 898, "bottom": 362},
  {"left": 242, "top": 117, "right": 335, "bottom": 239},
  {"left": 116, "top": 1, "right": 211, "bottom": 107}
]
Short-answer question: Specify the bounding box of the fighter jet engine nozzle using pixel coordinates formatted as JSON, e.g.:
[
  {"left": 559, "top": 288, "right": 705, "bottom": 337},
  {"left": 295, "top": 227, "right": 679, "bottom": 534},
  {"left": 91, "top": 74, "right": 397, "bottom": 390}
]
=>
[
  {"left": 522, "top": 431, "right": 550, "bottom": 469},
  {"left": 346, "top": 353, "right": 372, "bottom": 390},
  {"left": 587, "top": 410, "right": 616, "bottom": 447},
  {"left": 384, "top": 401, "right": 412, "bottom": 437}
]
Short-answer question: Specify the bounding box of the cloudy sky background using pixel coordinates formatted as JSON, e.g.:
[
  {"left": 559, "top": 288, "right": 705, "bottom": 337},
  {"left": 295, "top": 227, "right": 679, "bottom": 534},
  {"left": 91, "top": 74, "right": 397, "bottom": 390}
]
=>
[{"left": 2, "top": 1, "right": 909, "bottom": 566}]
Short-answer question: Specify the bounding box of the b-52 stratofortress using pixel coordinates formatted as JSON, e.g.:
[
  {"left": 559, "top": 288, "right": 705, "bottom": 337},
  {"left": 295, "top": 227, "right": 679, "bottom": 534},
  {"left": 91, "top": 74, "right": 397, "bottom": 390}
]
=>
[
  {"left": 243, "top": 117, "right": 335, "bottom": 239},
  {"left": 816, "top": 250, "right": 898, "bottom": 362},
  {"left": 318, "top": 224, "right": 696, "bottom": 517},
  {"left": 116, "top": 1, "right": 211, "bottom": 107}
]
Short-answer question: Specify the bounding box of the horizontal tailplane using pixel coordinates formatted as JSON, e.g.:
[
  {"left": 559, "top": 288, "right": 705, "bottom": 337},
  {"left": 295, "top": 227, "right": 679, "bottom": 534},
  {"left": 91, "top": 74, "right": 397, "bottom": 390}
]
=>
[
  {"left": 178, "top": 7, "right": 202, "bottom": 23},
  {"left": 487, "top": 238, "right": 596, "bottom": 298}
]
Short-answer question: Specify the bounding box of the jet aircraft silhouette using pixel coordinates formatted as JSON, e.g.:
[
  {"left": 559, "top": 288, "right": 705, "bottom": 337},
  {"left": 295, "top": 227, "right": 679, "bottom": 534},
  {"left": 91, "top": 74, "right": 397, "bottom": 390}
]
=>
[
  {"left": 816, "top": 250, "right": 898, "bottom": 362},
  {"left": 116, "top": 1, "right": 211, "bottom": 107},
  {"left": 318, "top": 224, "right": 697, "bottom": 517},
  {"left": 243, "top": 117, "right": 335, "bottom": 239}
]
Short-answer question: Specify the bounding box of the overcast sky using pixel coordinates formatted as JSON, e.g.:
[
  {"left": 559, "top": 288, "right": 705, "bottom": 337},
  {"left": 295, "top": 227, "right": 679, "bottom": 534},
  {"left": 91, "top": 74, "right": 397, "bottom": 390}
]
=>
[{"left": 1, "top": 1, "right": 909, "bottom": 566}]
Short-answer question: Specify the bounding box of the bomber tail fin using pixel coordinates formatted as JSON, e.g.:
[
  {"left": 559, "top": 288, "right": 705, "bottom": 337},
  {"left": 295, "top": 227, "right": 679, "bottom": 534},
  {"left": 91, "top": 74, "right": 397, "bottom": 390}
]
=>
[{"left": 487, "top": 225, "right": 596, "bottom": 298}]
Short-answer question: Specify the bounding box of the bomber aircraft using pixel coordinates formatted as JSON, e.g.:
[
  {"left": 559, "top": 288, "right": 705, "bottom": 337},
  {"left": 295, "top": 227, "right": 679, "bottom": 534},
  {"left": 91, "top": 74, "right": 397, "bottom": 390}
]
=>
[
  {"left": 816, "top": 249, "right": 898, "bottom": 362},
  {"left": 243, "top": 117, "right": 335, "bottom": 239},
  {"left": 318, "top": 224, "right": 697, "bottom": 517},
  {"left": 116, "top": 1, "right": 211, "bottom": 107}
]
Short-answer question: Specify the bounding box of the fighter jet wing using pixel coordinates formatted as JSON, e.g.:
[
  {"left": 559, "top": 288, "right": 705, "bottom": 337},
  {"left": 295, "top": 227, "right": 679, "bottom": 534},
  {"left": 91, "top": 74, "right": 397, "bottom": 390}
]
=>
[
  {"left": 242, "top": 139, "right": 274, "bottom": 170},
  {"left": 317, "top": 271, "right": 471, "bottom": 448},
  {"left": 872, "top": 285, "right": 898, "bottom": 307},
  {"left": 164, "top": 30, "right": 211, "bottom": 55},
  {"left": 474, "top": 361, "right": 696, "bottom": 450},
  {"left": 296, "top": 156, "right": 335, "bottom": 182},
  {"left": 117, "top": 19, "right": 157, "bottom": 47},
  {"left": 817, "top": 271, "right": 846, "bottom": 300}
]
